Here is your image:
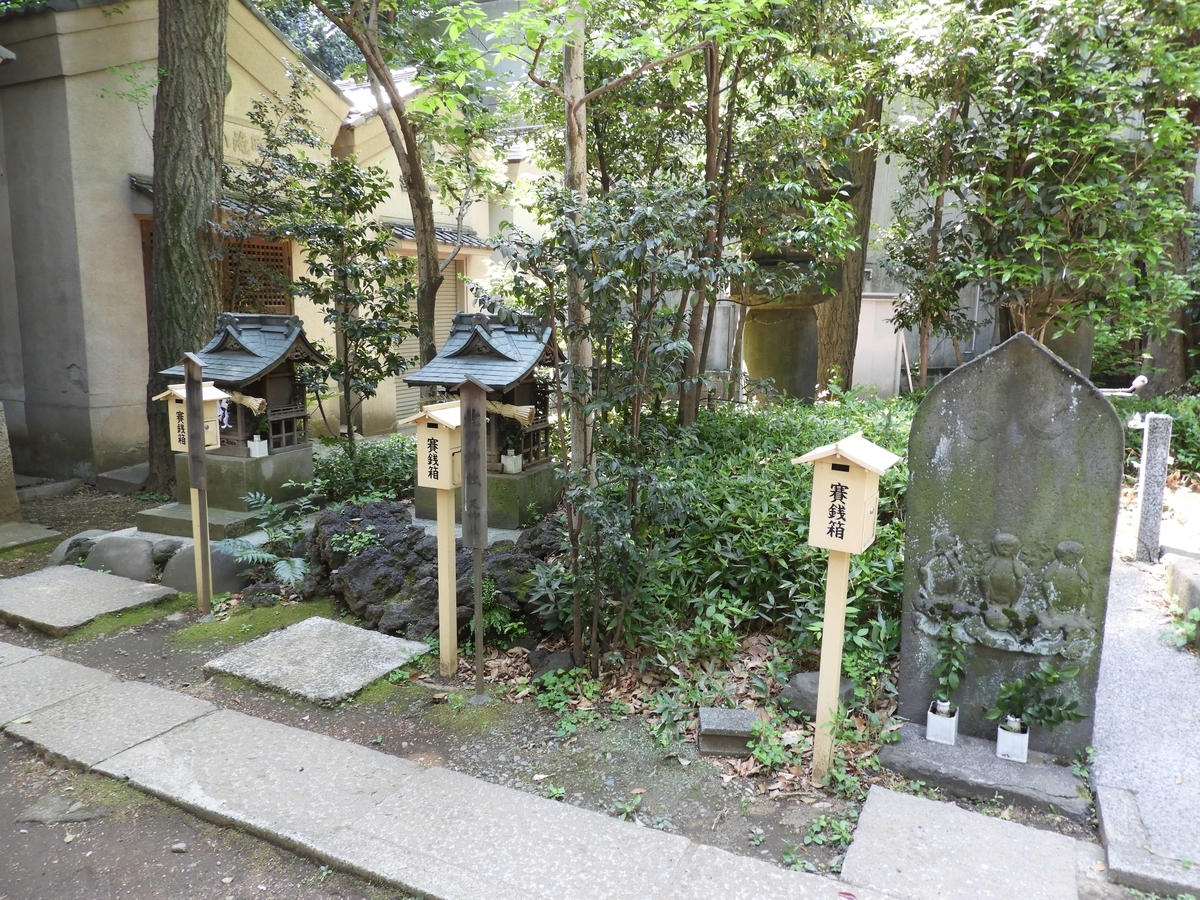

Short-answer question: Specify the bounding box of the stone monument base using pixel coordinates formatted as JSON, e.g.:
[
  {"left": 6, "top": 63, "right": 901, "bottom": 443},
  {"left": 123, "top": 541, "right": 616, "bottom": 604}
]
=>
[
  {"left": 172, "top": 446, "right": 312, "bottom": 511},
  {"left": 414, "top": 462, "right": 559, "bottom": 530},
  {"left": 878, "top": 722, "right": 1089, "bottom": 821}
]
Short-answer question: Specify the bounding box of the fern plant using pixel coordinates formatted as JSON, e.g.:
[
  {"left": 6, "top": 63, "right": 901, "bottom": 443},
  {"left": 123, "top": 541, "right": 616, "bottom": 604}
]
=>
[{"left": 212, "top": 538, "right": 309, "bottom": 587}]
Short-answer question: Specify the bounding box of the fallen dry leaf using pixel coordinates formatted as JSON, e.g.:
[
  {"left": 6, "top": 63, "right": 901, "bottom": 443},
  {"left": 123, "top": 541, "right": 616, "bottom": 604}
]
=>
[
  {"left": 1092, "top": 860, "right": 1107, "bottom": 872},
  {"left": 631, "top": 788, "right": 647, "bottom": 795},
  {"left": 532, "top": 773, "right": 548, "bottom": 781}
]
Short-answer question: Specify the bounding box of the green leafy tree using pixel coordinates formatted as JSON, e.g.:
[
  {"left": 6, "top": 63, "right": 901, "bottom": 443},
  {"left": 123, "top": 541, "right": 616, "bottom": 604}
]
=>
[
  {"left": 262, "top": 0, "right": 503, "bottom": 376},
  {"left": 276, "top": 158, "right": 419, "bottom": 454},
  {"left": 881, "top": 0, "right": 1200, "bottom": 382}
]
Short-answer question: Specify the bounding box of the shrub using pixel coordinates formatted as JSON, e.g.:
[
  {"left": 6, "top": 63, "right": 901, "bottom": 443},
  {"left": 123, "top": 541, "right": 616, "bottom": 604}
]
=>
[
  {"left": 312, "top": 434, "right": 416, "bottom": 502},
  {"left": 1111, "top": 395, "right": 1200, "bottom": 478},
  {"left": 564, "top": 393, "right": 914, "bottom": 669}
]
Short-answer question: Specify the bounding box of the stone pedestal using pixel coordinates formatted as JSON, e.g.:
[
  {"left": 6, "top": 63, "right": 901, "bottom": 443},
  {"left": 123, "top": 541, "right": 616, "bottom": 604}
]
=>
[
  {"left": 173, "top": 445, "right": 313, "bottom": 511},
  {"left": 0, "top": 404, "right": 19, "bottom": 525},
  {"left": 415, "top": 462, "right": 559, "bottom": 530},
  {"left": 1134, "top": 413, "right": 1173, "bottom": 563},
  {"left": 743, "top": 305, "right": 819, "bottom": 400}
]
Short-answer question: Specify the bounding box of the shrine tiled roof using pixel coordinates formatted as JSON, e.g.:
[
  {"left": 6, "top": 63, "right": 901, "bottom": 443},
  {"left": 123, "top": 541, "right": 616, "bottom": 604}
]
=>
[
  {"left": 404, "top": 313, "right": 556, "bottom": 393},
  {"left": 159, "top": 313, "right": 326, "bottom": 388}
]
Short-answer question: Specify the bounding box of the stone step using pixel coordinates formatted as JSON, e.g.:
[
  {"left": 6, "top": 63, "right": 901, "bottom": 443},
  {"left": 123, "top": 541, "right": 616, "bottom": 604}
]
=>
[
  {"left": 15, "top": 477, "right": 82, "bottom": 503},
  {"left": 96, "top": 461, "right": 149, "bottom": 495},
  {"left": 135, "top": 502, "right": 260, "bottom": 539},
  {"left": 0, "top": 521, "right": 61, "bottom": 552},
  {"left": 841, "top": 786, "right": 1089, "bottom": 900}
]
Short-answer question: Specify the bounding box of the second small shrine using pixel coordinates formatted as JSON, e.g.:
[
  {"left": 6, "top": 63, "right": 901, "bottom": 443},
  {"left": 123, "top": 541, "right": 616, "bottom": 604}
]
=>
[{"left": 404, "top": 312, "right": 560, "bottom": 528}]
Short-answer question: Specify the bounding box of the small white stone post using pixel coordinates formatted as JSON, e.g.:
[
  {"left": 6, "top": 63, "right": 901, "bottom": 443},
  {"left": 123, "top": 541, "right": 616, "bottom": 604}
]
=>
[{"left": 1135, "top": 412, "right": 1173, "bottom": 563}]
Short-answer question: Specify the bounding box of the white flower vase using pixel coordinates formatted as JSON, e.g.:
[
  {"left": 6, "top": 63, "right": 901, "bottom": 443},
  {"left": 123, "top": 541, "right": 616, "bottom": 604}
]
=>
[
  {"left": 926, "top": 700, "right": 959, "bottom": 745},
  {"left": 501, "top": 451, "right": 522, "bottom": 474},
  {"left": 995, "top": 716, "right": 1029, "bottom": 763},
  {"left": 248, "top": 436, "right": 269, "bottom": 458}
]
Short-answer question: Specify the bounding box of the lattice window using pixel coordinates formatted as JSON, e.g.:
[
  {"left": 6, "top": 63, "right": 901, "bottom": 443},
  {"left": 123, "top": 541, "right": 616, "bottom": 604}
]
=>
[
  {"left": 223, "top": 238, "right": 294, "bottom": 315},
  {"left": 138, "top": 222, "right": 294, "bottom": 316}
]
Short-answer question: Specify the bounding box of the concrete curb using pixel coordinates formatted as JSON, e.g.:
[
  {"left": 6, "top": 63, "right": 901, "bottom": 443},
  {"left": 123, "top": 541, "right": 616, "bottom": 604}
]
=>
[{"left": 0, "top": 650, "right": 885, "bottom": 900}]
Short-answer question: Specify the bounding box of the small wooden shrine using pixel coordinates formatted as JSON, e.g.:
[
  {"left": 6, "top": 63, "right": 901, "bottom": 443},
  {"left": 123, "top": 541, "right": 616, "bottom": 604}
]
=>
[
  {"left": 159, "top": 313, "right": 325, "bottom": 456},
  {"left": 405, "top": 312, "right": 557, "bottom": 472}
]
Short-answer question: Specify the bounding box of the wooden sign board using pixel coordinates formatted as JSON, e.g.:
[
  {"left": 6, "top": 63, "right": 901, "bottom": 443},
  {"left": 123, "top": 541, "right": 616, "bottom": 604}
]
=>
[
  {"left": 794, "top": 431, "right": 899, "bottom": 555},
  {"left": 153, "top": 383, "right": 227, "bottom": 452},
  {"left": 404, "top": 401, "right": 463, "bottom": 491}
]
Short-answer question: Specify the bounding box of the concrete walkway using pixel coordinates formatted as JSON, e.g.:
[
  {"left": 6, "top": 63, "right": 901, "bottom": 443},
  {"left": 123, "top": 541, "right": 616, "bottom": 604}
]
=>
[
  {"left": 0, "top": 641, "right": 884, "bottom": 900},
  {"left": 1092, "top": 560, "right": 1200, "bottom": 897}
]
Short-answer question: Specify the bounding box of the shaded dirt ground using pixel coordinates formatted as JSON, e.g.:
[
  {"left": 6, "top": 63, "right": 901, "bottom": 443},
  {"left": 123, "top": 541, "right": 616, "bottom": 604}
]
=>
[
  {"left": 1, "top": 483, "right": 1143, "bottom": 896},
  {"left": 0, "top": 737, "right": 414, "bottom": 900}
]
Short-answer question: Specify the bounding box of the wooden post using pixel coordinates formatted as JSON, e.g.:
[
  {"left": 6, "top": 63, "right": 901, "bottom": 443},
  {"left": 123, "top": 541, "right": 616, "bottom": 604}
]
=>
[
  {"left": 812, "top": 549, "right": 851, "bottom": 781},
  {"left": 460, "top": 377, "right": 488, "bottom": 697},
  {"left": 183, "top": 353, "right": 212, "bottom": 615},
  {"left": 436, "top": 486, "right": 457, "bottom": 676}
]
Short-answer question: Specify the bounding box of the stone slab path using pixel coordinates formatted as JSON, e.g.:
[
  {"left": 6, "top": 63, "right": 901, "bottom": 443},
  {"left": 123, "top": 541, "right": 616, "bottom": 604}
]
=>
[
  {"left": 0, "top": 566, "right": 176, "bottom": 636},
  {"left": 0, "top": 521, "right": 61, "bottom": 552},
  {"left": 203, "top": 616, "right": 429, "bottom": 704},
  {"left": 1092, "top": 560, "right": 1200, "bottom": 897},
  {"left": 841, "top": 786, "right": 1095, "bottom": 900},
  {"left": 0, "top": 646, "right": 889, "bottom": 900}
]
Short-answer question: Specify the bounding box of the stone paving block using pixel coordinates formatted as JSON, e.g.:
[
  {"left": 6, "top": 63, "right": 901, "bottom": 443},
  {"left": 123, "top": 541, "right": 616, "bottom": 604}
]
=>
[
  {"left": 879, "top": 722, "right": 1090, "bottom": 820},
  {"left": 841, "top": 786, "right": 1079, "bottom": 900},
  {"left": 0, "top": 655, "right": 115, "bottom": 726},
  {"left": 0, "top": 521, "right": 62, "bottom": 552},
  {"left": 1093, "top": 561, "right": 1200, "bottom": 896},
  {"left": 203, "top": 616, "right": 428, "bottom": 704},
  {"left": 1097, "top": 785, "right": 1200, "bottom": 897},
  {"left": 0, "top": 640, "right": 40, "bottom": 668},
  {"left": 346, "top": 764, "right": 693, "bottom": 900},
  {"left": 697, "top": 707, "right": 761, "bottom": 756},
  {"left": 0, "top": 566, "right": 176, "bottom": 637},
  {"left": 5, "top": 680, "right": 215, "bottom": 767},
  {"left": 96, "top": 709, "right": 422, "bottom": 846},
  {"left": 654, "top": 842, "right": 889, "bottom": 900}
]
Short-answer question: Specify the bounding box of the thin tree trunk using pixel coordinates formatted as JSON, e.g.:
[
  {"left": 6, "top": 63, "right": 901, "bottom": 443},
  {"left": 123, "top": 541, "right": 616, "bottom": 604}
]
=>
[
  {"left": 815, "top": 93, "right": 883, "bottom": 393},
  {"left": 564, "top": 2, "right": 590, "bottom": 666},
  {"left": 316, "top": 0, "right": 444, "bottom": 372},
  {"left": 146, "top": 0, "right": 228, "bottom": 494},
  {"left": 732, "top": 291, "right": 747, "bottom": 402},
  {"left": 918, "top": 316, "right": 931, "bottom": 388}
]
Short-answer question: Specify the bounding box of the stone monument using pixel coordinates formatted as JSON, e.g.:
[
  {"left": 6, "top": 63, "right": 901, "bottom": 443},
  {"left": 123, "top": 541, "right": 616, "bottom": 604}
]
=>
[
  {"left": 900, "top": 333, "right": 1123, "bottom": 757},
  {"left": 0, "top": 403, "right": 20, "bottom": 524}
]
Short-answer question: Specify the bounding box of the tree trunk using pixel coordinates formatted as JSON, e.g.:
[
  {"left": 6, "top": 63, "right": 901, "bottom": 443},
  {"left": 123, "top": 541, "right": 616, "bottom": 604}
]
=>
[
  {"left": 146, "top": 0, "right": 228, "bottom": 494},
  {"left": 815, "top": 93, "right": 882, "bottom": 393},
  {"left": 679, "top": 44, "right": 723, "bottom": 426},
  {"left": 564, "top": 3, "right": 591, "bottom": 667}
]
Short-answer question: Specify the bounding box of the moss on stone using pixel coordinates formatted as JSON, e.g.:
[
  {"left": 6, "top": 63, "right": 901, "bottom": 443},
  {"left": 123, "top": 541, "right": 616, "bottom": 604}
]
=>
[
  {"left": 64, "top": 593, "right": 196, "bottom": 643},
  {"left": 168, "top": 599, "right": 339, "bottom": 647}
]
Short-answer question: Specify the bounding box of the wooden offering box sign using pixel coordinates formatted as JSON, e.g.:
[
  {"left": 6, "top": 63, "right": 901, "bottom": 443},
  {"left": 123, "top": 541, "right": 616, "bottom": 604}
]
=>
[
  {"left": 405, "top": 401, "right": 463, "bottom": 490},
  {"left": 153, "top": 382, "right": 228, "bottom": 452},
  {"left": 793, "top": 432, "right": 900, "bottom": 554}
]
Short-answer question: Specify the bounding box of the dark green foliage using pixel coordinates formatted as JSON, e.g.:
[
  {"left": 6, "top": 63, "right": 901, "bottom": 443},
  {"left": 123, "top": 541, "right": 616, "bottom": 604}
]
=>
[
  {"left": 985, "top": 661, "right": 1087, "bottom": 731},
  {"left": 311, "top": 435, "right": 417, "bottom": 502},
  {"left": 931, "top": 624, "right": 967, "bottom": 704},
  {"left": 1112, "top": 396, "right": 1200, "bottom": 477}
]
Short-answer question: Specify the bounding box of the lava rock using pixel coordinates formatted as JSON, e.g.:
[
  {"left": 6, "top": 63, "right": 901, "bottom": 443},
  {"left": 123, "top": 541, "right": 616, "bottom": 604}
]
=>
[
  {"left": 242, "top": 582, "right": 281, "bottom": 608},
  {"left": 378, "top": 597, "right": 437, "bottom": 640},
  {"left": 516, "top": 519, "right": 566, "bottom": 559},
  {"left": 83, "top": 537, "right": 156, "bottom": 582}
]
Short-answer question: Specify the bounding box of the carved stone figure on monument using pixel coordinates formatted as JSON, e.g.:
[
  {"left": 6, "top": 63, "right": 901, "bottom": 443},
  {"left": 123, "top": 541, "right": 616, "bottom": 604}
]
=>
[{"left": 918, "top": 532, "right": 967, "bottom": 620}]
